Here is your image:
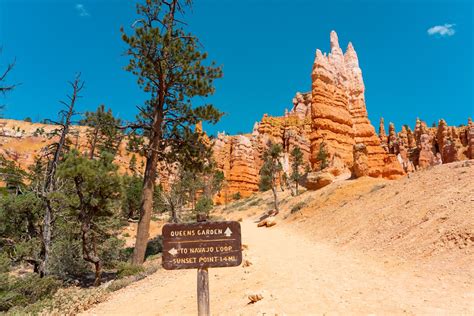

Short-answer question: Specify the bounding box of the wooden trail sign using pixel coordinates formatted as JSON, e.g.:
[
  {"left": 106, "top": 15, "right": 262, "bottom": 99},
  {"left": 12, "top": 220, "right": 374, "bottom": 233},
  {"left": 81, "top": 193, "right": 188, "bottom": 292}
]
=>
[
  {"left": 162, "top": 220, "right": 243, "bottom": 316},
  {"left": 162, "top": 221, "right": 242, "bottom": 270}
]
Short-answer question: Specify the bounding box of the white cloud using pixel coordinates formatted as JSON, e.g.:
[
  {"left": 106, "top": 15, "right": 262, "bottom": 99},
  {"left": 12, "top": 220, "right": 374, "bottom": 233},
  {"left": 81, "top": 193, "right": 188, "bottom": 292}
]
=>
[
  {"left": 75, "top": 4, "right": 90, "bottom": 17},
  {"left": 427, "top": 24, "right": 455, "bottom": 37}
]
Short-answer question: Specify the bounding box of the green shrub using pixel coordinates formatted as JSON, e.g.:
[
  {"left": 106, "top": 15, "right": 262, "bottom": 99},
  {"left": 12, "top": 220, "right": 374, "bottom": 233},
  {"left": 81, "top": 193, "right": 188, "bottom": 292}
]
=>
[
  {"left": 49, "top": 236, "right": 89, "bottom": 280},
  {"left": 259, "top": 174, "right": 272, "bottom": 191},
  {"left": 316, "top": 143, "right": 329, "bottom": 170},
  {"left": 108, "top": 278, "right": 133, "bottom": 292},
  {"left": 145, "top": 236, "right": 163, "bottom": 259},
  {"left": 110, "top": 261, "right": 159, "bottom": 292},
  {"left": 291, "top": 202, "right": 306, "bottom": 214},
  {"left": 248, "top": 198, "right": 262, "bottom": 207},
  {"left": 232, "top": 192, "right": 242, "bottom": 200},
  {"left": 120, "top": 247, "right": 134, "bottom": 262},
  {"left": 195, "top": 196, "right": 214, "bottom": 215},
  {"left": 144, "top": 262, "right": 160, "bottom": 275},
  {"left": 0, "top": 253, "right": 10, "bottom": 274},
  {"left": 230, "top": 200, "right": 246, "bottom": 210},
  {"left": 9, "top": 286, "right": 109, "bottom": 315},
  {"left": 33, "top": 127, "right": 45, "bottom": 136},
  {"left": 370, "top": 184, "right": 386, "bottom": 193},
  {"left": 116, "top": 262, "right": 145, "bottom": 279},
  {"left": 0, "top": 273, "right": 61, "bottom": 312},
  {"left": 99, "top": 236, "right": 126, "bottom": 269}
]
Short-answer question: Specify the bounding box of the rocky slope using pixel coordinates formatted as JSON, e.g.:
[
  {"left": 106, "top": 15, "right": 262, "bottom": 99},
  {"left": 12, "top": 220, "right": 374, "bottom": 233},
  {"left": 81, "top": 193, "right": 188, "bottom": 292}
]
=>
[{"left": 82, "top": 161, "right": 474, "bottom": 315}]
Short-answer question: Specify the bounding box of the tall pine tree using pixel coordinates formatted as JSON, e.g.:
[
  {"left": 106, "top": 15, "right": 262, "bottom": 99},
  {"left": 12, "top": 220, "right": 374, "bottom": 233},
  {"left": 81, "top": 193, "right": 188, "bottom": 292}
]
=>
[{"left": 121, "top": 0, "right": 222, "bottom": 264}]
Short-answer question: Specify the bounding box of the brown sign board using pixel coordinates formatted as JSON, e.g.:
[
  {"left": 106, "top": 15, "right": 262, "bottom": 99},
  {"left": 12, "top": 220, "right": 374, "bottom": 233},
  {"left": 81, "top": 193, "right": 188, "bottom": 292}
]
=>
[{"left": 162, "top": 221, "right": 242, "bottom": 270}]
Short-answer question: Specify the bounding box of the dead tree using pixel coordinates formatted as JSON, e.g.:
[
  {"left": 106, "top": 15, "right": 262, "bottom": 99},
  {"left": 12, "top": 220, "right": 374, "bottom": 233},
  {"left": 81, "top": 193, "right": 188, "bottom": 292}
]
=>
[
  {"left": 0, "top": 50, "right": 18, "bottom": 114},
  {"left": 39, "top": 74, "right": 83, "bottom": 276},
  {"left": 0, "top": 54, "right": 17, "bottom": 95}
]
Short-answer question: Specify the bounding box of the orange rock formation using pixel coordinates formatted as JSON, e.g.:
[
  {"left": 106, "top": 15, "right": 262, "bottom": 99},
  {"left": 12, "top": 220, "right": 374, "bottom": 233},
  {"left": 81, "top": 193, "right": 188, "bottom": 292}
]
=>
[
  {"left": 377, "top": 117, "right": 473, "bottom": 171},
  {"left": 309, "top": 31, "right": 404, "bottom": 180}
]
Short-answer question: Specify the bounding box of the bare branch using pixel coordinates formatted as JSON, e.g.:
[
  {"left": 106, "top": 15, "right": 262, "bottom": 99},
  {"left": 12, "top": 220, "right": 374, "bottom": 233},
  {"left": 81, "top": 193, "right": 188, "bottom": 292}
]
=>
[{"left": 0, "top": 58, "right": 18, "bottom": 95}]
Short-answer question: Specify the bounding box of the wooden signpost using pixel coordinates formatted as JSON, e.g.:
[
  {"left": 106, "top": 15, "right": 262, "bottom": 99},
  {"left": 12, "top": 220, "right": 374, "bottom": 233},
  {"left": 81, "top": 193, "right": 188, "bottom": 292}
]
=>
[{"left": 162, "top": 219, "right": 242, "bottom": 315}]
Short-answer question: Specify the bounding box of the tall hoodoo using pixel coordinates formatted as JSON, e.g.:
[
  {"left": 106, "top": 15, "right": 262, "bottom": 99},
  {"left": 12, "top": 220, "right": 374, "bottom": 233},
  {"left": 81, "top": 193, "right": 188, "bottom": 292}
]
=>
[
  {"left": 379, "top": 118, "right": 387, "bottom": 142},
  {"left": 310, "top": 35, "right": 354, "bottom": 172},
  {"left": 309, "top": 31, "right": 404, "bottom": 179}
]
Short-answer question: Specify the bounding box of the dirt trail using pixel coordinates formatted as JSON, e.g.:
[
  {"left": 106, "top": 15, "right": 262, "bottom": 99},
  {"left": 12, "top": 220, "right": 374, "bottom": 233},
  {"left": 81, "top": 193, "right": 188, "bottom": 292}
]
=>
[{"left": 83, "top": 219, "right": 473, "bottom": 315}]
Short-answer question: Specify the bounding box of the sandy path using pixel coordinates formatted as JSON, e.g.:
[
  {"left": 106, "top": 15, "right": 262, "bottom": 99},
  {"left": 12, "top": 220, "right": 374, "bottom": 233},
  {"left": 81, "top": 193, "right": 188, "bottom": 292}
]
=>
[{"left": 83, "top": 220, "right": 473, "bottom": 315}]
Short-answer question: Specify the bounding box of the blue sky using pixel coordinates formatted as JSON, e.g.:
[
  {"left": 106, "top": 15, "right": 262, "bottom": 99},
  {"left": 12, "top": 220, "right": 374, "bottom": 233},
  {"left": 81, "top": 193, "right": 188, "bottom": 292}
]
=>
[{"left": 0, "top": 0, "right": 473, "bottom": 135}]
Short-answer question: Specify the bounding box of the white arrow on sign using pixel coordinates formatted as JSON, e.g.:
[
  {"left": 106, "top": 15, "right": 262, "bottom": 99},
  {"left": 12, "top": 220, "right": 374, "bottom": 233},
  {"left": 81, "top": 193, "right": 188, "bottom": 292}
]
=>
[
  {"left": 168, "top": 248, "right": 178, "bottom": 256},
  {"left": 224, "top": 227, "right": 232, "bottom": 237}
]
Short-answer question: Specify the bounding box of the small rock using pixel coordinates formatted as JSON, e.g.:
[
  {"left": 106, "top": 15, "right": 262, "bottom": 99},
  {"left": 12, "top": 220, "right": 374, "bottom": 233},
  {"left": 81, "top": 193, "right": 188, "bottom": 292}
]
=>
[
  {"left": 257, "top": 217, "right": 277, "bottom": 228},
  {"left": 265, "top": 217, "right": 277, "bottom": 227},
  {"left": 306, "top": 172, "right": 335, "bottom": 190},
  {"left": 248, "top": 293, "right": 264, "bottom": 303}
]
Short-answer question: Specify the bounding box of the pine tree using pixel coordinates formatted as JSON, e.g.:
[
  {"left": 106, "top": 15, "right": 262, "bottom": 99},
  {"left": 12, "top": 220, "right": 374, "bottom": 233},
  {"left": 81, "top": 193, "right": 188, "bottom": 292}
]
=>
[
  {"left": 0, "top": 192, "right": 44, "bottom": 273},
  {"left": 316, "top": 142, "right": 329, "bottom": 170},
  {"left": 121, "top": 175, "right": 143, "bottom": 220},
  {"left": 290, "top": 146, "right": 304, "bottom": 195},
  {"left": 129, "top": 154, "right": 138, "bottom": 175},
  {"left": 260, "top": 142, "right": 283, "bottom": 213},
  {"left": 57, "top": 150, "right": 122, "bottom": 286},
  {"left": 0, "top": 155, "right": 26, "bottom": 195},
  {"left": 121, "top": 0, "right": 222, "bottom": 264},
  {"left": 80, "top": 105, "right": 122, "bottom": 159}
]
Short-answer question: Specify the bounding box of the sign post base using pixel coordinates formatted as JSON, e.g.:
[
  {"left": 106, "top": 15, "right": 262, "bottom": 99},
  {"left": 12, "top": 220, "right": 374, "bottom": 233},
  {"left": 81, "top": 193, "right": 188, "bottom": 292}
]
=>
[{"left": 197, "top": 267, "right": 210, "bottom": 316}]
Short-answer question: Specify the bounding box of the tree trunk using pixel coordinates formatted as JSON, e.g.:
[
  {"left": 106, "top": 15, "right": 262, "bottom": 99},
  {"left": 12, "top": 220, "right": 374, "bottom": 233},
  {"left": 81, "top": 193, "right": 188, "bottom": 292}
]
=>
[
  {"left": 132, "top": 149, "right": 158, "bottom": 265},
  {"left": 92, "top": 233, "right": 101, "bottom": 287},
  {"left": 132, "top": 112, "right": 162, "bottom": 265},
  {"left": 93, "top": 261, "right": 101, "bottom": 287},
  {"left": 271, "top": 185, "right": 279, "bottom": 213},
  {"left": 39, "top": 199, "right": 53, "bottom": 276},
  {"left": 295, "top": 181, "right": 299, "bottom": 196},
  {"left": 89, "top": 127, "right": 100, "bottom": 159},
  {"left": 279, "top": 171, "right": 285, "bottom": 192},
  {"left": 81, "top": 219, "right": 102, "bottom": 286},
  {"left": 171, "top": 206, "right": 178, "bottom": 223}
]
